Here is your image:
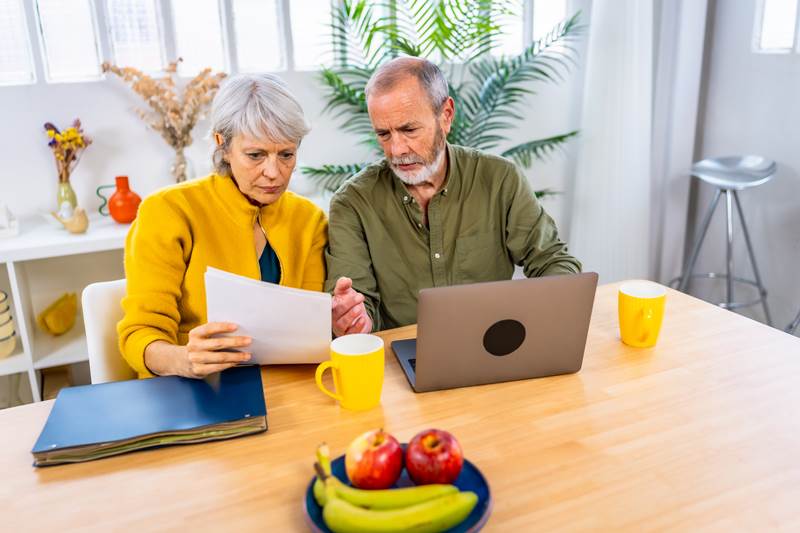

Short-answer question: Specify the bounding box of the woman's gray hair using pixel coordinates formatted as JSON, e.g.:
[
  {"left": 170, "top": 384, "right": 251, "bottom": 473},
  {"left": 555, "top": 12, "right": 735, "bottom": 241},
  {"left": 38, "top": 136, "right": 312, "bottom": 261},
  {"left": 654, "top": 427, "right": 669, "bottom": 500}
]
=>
[{"left": 210, "top": 73, "right": 310, "bottom": 176}]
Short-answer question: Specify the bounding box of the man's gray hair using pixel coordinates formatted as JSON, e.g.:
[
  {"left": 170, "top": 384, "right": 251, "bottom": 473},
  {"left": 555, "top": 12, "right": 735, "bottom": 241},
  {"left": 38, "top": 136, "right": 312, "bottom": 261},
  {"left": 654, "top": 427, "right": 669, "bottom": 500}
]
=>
[
  {"left": 365, "top": 57, "right": 449, "bottom": 113},
  {"left": 210, "top": 73, "right": 310, "bottom": 176}
]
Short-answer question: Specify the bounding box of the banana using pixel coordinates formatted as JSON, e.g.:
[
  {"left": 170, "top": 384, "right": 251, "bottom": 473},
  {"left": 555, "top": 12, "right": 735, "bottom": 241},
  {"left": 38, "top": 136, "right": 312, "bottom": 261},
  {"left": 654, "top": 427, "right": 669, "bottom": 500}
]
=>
[
  {"left": 313, "top": 476, "right": 458, "bottom": 509},
  {"left": 322, "top": 490, "right": 478, "bottom": 533},
  {"left": 313, "top": 444, "right": 458, "bottom": 510}
]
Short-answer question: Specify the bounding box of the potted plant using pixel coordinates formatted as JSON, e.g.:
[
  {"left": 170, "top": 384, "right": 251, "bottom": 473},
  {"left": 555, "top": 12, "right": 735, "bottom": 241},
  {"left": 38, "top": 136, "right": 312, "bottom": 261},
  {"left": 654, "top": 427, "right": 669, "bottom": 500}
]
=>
[{"left": 302, "top": 0, "right": 584, "bottom": 196}]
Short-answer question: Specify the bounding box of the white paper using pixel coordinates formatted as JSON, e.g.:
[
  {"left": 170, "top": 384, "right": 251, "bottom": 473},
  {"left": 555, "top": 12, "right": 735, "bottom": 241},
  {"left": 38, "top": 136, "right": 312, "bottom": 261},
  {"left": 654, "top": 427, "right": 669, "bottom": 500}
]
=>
[{"left": 204, "top": 267, "right": 331, "bottom": 364}]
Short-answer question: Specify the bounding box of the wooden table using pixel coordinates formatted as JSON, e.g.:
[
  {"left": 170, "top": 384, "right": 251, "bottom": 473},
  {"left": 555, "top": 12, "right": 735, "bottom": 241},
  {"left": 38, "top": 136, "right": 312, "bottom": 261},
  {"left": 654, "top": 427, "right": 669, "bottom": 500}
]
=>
[{"left": 3, "top": 283, "right": 800, "bottom": 531}]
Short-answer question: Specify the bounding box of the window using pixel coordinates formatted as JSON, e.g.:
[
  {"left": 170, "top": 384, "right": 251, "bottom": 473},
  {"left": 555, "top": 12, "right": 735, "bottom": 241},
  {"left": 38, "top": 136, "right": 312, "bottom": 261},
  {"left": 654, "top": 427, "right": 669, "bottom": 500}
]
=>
[
  {"left": 495, "top": 0, "right": 569, "bottom": 57},
  {"left": 35, "top": 0, "right": 103, "bottom": 82},
  {"left": 289, "top": 0, "right": 334, "bottom": 70},
  {"left": 495, "top": 2, "right": 525, "bottom": 57},
  {"left": 171, "top": 0, "right": 227, "bottom": 76},
  {"left": 231, "top": 0, "right": 283, "bottom": 72},
  {"left": 532, "top": 0, "right": 567, "bottom": 42},
  {"left": 754, "top": 0, "right": 799, "bottom": 52},
  {"left": 105, "top": 0, "right": 165, "bottom": 72},
  {"left": 0, "top": 0, "right": 36, "bottom": 85},
  {"left": 3, "top": 0, "right": 546, "bottom": 86}
]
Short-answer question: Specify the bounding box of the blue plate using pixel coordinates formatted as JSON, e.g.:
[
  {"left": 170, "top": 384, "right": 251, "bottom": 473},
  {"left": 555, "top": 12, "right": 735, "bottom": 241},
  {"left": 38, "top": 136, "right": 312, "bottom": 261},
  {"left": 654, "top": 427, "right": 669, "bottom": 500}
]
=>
[{"left": 304, "top": 447, "right": 492, "bottom": 532}]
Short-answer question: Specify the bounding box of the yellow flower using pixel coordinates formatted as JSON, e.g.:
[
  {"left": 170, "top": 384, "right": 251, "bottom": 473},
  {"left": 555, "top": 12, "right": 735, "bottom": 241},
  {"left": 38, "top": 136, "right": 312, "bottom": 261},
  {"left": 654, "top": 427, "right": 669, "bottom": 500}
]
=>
[{"left": 47, "top": 130, "right": 56, "bottom": 138}]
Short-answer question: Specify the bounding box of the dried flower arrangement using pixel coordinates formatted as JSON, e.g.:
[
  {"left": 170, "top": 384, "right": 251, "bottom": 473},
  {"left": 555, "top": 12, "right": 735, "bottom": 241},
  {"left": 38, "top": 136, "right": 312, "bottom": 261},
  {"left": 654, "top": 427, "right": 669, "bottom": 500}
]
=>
[
  {"left": 44, "top": 119, "right": 92, "bottom": 222},
  {"left": 102, "top": 59, "right": 227, "bottom": 182},
  {"left": 44, "top": 119, "right": 92, "bottom": 184}
]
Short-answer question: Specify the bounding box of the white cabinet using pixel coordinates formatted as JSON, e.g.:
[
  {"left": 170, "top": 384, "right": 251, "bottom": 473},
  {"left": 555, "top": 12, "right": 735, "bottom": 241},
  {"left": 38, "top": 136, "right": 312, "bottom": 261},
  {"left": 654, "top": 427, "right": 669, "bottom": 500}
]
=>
[{"left": 0, "top": 214, "right": 128, "bottom": 402}]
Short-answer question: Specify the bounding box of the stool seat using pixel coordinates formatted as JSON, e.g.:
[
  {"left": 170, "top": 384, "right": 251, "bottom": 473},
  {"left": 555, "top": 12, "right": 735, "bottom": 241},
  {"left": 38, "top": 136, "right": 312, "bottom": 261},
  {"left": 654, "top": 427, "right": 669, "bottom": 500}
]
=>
[
  {"left": 672, "top": 155, "right": 775, "bottom": 326},
  {"left": 692, "top": 156, "right": 776, "bottom": 190}
]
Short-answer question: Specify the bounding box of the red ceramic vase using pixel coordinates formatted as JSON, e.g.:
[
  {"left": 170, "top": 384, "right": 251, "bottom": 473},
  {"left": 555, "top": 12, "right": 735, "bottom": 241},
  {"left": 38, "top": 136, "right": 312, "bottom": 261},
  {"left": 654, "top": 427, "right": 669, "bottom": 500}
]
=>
[{"left": 108, "top": 176, "right": 141, "bottom": 223}]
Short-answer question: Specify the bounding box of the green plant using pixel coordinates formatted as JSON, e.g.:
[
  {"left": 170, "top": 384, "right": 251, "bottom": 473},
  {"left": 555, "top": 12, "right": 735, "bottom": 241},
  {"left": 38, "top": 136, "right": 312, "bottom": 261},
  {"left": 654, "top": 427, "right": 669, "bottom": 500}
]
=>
[{"left": 302, "top": 0, "right": 583, "bottom": 195}]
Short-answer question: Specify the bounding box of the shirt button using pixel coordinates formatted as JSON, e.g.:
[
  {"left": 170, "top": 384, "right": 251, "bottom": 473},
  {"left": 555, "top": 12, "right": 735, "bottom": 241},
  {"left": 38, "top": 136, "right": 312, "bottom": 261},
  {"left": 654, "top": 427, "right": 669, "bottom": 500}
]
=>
[
  {"left": 434, "top": 253, "right": 441, "bottom": 259},
  {"left": 403, "top": 195, "right": 409, "bottom": 202},
  {"left": 417, "top": 223, "right": 423, "bottom": 228}
]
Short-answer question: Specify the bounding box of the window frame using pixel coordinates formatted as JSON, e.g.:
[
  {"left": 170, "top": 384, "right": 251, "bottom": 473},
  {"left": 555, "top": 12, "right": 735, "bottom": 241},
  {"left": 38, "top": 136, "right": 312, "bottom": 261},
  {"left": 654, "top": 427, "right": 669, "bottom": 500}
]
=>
[
  {"left": 752, "top": 0, "right": 800, "bottom": 54},
  {"left": 33, "top": 0, "right": 105, "bottom": 83},
  {"left": 100, "top": 0, "right": 169, "bottom": 75},
  {"left": 2, "top": 0, "right": 546, "bottom": 86},
  {"left": 0, "top": 0, "right": 38, "bottom": 86}
]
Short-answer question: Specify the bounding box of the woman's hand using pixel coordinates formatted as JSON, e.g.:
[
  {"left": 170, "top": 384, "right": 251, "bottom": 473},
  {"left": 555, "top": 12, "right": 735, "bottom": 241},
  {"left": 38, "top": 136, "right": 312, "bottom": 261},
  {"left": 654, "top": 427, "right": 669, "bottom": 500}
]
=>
[
  {"left": 182, "top": 322, "right": 252, "bottom": 377},
  {"left": 144, "top": 322, "right": 252, "bottom": 378}
]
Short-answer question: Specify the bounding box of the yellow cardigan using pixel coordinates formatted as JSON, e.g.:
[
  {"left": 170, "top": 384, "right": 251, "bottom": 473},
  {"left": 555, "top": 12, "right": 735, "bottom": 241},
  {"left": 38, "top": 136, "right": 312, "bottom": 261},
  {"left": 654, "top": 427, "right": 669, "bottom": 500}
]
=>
[{"left": 117, "top": 174, "right": 328, "bottom": 378}]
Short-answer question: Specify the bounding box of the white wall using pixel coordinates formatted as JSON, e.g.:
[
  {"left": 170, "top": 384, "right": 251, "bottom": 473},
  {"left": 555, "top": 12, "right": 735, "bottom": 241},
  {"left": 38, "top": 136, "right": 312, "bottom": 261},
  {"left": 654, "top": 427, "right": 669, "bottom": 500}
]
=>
[
  {"left": 691, "top": 0, "right": 800, "bottom": 328},
  {"left": 0, "top": 66, "right": 585, "bottom": 225}
]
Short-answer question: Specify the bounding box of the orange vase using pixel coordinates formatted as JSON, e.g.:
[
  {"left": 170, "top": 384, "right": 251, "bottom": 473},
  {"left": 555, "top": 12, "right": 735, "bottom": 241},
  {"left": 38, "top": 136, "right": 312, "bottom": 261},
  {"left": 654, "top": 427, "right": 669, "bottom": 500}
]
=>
[{"left": 107, "top": 176, "right": 141, "bottom": 223}]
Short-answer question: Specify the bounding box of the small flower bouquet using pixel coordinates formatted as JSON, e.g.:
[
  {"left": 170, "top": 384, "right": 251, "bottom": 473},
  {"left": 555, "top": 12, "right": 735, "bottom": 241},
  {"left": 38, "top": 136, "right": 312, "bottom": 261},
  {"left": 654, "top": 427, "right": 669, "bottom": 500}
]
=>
[
  {"left": 44, "top": 120, "right": 92, "bottom": 216},
  {"left": 45, "top": 120, "right": 92, "bottom": 183},
  {"left": 102, "top": 59, "right": 227, "bottom": 182}
]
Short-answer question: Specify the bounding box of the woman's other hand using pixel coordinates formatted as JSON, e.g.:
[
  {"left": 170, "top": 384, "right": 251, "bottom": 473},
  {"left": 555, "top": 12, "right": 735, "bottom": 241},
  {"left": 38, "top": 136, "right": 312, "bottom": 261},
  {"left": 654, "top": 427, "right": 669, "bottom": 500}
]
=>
[{"left": 144, "top": 322, "right": 252, "bottom": 378}]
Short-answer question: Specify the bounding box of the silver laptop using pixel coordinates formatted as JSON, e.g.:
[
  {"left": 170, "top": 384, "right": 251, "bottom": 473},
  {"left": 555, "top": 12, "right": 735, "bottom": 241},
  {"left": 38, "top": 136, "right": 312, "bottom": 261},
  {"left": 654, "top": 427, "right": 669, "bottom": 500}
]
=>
[{"left": 391, "top": 272, "right": 598, "bottom": 392}]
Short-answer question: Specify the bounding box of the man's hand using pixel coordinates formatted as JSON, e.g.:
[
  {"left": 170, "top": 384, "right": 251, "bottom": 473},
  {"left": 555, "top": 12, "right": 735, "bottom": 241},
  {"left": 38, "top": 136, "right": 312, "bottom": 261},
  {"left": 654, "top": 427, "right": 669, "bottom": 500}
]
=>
[{"left": 332, "top": 277, "right": 373, "bottom": 337}]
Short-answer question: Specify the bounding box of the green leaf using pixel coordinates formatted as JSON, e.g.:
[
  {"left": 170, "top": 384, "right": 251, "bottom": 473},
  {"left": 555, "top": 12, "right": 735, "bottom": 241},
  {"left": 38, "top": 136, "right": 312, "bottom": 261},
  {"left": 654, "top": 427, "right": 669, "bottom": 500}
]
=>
[
  {"left": 309, "top": 4, "right": 584, "bottom": 193},
  {"left": 501, "top": 130, "right": 579, "bottom": 168},
  {"left": 301, "top": 163, "right": 369, "bottom": 193}
]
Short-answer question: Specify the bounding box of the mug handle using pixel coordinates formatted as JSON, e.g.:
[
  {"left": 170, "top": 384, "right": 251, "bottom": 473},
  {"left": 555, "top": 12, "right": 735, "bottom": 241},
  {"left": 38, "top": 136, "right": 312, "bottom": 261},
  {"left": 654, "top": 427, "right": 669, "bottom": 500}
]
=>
[
  {"left": 96, "top": 185, "right": 115, "bottom": 216},
  {"left": 315, "top": 361, "right": 343, "bottom": 403}
]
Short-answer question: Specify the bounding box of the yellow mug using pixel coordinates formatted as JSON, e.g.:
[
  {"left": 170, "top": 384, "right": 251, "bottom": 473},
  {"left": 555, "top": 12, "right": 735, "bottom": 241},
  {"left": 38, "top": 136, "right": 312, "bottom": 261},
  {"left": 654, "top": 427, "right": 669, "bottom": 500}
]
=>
[
  {"left": 619, "top": 281, "right": 666, "bottom": 348},
  {"left": 315, "top": 334, "right": 384, "bottom": 411}
]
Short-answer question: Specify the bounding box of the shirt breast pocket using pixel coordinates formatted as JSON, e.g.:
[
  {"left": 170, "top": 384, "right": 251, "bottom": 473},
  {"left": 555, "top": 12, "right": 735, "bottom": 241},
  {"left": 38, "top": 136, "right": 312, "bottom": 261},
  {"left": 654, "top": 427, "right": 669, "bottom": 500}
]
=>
[{"left": 455, "top": 232, "right": 511, "bottom": 284}]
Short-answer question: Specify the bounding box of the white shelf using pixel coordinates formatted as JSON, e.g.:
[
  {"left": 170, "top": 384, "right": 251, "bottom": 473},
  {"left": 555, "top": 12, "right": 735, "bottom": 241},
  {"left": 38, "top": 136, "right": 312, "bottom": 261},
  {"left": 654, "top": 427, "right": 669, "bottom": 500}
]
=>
[
  {"left": 0, "top": 350, "right": 28, "bottom": 377},
  {"left": 32, "top": 315, "right": 89, "bottom": 370},
  {"left": 0, "top": 214, "right": 130, "bottom": 263}
]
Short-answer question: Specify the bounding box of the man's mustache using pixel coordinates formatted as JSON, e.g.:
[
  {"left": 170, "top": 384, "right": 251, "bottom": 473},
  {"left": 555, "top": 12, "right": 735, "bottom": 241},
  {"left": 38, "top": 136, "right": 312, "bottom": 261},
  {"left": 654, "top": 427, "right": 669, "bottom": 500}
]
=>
[{"left": 390, "top": 155, "right": 424, "bottom": 166}]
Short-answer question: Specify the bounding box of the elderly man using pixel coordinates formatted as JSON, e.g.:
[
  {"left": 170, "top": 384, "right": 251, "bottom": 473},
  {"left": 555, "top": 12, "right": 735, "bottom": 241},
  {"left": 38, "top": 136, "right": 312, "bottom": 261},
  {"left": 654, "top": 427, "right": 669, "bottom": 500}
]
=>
[{"left": 328, "top": 57, "right": 580, "bottom": 336}]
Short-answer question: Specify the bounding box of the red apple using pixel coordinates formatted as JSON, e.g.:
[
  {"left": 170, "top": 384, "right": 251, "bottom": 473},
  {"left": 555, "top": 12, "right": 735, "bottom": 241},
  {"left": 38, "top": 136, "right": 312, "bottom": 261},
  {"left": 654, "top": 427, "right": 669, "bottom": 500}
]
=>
[
  {"left": 345, "top": 429, "right": 404, "bottom": 489},
  {"left": 406, "top": 429, "right": 464, "bottom": 485}
]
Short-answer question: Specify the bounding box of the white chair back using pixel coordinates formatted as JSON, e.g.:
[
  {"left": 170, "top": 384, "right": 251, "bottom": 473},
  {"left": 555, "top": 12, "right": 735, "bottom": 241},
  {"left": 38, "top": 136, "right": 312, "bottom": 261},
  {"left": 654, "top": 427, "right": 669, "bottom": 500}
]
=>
[{"left": 82, "top": 280, "right": 136, "bottom": 383}]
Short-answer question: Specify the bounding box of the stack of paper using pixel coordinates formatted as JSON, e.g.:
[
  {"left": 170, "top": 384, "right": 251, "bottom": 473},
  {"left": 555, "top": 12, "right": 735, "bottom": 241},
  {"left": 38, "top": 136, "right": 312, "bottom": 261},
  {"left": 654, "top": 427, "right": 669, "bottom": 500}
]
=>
[{"left": 205, "top": 267, "right": 332, "bottom": 365}]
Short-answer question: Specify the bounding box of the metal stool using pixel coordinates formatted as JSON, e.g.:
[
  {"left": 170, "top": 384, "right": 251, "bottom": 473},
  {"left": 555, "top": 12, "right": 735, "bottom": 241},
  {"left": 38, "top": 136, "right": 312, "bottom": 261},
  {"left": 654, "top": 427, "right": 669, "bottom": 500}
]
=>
[
  {"left": 788, "top": 309, "right": 800, "bottom": 335},
  {"left": 672, "top": 155, "right": 775, "bottom": 325}
]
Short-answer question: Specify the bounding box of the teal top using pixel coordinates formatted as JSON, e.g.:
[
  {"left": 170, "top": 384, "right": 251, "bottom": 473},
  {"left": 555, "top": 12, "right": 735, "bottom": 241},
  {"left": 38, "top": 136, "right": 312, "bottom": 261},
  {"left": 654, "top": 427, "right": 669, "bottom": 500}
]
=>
[{"left": 259, "top": 241, "right": 281, "bottom": 284}]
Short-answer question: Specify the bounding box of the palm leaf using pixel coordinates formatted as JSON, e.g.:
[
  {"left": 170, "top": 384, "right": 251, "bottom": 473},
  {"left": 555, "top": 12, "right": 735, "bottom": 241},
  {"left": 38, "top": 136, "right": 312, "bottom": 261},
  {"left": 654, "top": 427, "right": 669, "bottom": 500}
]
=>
[
  {"left": 301, "top": 163, "right": 369, "bottom": 193},
  {"left": 308, "top": 4, "right": 584, "bottom": 195},
  {"left": 501, "top": 131, "right": 579, "bottom": 168}
]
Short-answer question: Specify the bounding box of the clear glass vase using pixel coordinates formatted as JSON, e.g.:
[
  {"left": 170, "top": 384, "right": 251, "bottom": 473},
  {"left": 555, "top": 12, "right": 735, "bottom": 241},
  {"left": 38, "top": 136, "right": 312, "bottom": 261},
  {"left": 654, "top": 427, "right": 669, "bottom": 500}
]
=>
[
  {"left": 170, "top": 149, "right": 195, "bottom": 183},
  {"left": 56, "top": 181, "right": 77, "bottom": 218}
]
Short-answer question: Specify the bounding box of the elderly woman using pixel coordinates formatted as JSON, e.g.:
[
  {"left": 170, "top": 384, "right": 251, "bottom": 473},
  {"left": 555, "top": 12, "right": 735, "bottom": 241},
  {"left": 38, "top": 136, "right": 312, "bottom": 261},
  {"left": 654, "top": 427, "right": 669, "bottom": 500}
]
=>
[{"left": 117, "top": 73, "right": 327, "bottom": 379}]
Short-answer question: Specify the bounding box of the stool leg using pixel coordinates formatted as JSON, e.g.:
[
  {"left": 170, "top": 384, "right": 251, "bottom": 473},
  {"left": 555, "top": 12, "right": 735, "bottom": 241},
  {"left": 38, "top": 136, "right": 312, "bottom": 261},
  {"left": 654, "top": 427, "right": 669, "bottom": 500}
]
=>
[
  {"left": 725, "top": 190, "right": 734, "bottom": 307},
  {"left": 733, "top": 191, "right": 773, "bottom": 326},
  {"left": 679, "top": 188, "right": 722, "bottom": 292},
  {"left": 788, "top": 307, "right": 800, "bottom": 334}
]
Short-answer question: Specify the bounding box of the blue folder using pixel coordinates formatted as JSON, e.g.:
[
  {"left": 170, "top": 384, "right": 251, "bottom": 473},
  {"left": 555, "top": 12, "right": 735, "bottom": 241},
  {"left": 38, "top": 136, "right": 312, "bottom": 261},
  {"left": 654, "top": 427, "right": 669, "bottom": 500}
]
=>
[{"left": 32, "top": 365, "right": 267, "bottom": 466}]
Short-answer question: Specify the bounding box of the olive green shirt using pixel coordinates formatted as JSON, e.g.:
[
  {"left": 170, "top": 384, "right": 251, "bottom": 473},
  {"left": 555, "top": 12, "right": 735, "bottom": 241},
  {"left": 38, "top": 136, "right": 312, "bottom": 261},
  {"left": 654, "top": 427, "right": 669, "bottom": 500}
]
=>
[{"left": 324, "top": 144, "right": 581, "bottom": 330}]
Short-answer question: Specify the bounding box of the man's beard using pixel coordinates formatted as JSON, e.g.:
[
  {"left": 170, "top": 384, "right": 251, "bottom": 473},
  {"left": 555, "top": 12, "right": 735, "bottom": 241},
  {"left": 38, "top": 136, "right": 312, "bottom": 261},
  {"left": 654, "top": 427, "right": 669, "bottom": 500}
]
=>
[{"left": 390, "top": 129, "right": 447, "bottom": 186}]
